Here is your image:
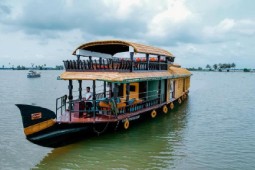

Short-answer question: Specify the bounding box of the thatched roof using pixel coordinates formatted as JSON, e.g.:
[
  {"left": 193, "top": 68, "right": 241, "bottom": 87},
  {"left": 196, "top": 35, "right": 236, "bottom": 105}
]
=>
[
  {"left": 72, "top": 40, "right": 174, "bottom": 58},
  {"left": 60, "top": 67, "right": 191, "bottom": 82}
]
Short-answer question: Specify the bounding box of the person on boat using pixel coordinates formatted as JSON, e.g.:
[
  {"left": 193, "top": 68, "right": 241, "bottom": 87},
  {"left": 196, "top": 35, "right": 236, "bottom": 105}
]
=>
[{"left": 84, "top": 87, "right": 92, "bottom": 111}]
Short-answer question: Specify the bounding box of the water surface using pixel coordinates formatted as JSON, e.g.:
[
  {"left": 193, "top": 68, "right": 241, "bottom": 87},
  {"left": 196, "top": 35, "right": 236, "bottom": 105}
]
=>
[{"left": 0, "top": 71, "right": 254, "bottom": 169}]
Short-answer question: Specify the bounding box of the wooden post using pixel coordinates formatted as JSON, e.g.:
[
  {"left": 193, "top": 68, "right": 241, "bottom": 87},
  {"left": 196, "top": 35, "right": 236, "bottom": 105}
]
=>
[
  {"left": 78, "top": 80, "right": 82, "bottom": 100},
  {"left": 93, "top": 80, "right": 96, "bottom": 118},
  {"left": 104, "top": 81, "right": 106, "bottom": 98},
  {"left": 130, "top": 52, "right": 134, "bottom": 72},
  {"left": 146, "top": 54, "right": 149, "bottom": 70}
]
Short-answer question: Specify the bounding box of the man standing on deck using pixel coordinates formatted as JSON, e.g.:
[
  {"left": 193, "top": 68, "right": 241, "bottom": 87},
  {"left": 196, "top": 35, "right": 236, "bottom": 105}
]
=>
[{"left": 84, "top": 87, "right": 92, "bottom": 111}]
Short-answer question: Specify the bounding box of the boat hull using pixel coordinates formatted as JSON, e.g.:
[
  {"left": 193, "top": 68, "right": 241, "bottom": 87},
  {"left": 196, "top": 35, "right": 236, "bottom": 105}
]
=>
[{"left": 26, "top": 123, "right": 92, "bottom": 147}]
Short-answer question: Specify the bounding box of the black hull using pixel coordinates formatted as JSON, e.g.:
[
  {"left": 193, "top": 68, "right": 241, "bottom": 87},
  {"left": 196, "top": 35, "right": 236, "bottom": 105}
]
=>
[{"left": 26, "top": 123, "right": 115, "bottom": 147}]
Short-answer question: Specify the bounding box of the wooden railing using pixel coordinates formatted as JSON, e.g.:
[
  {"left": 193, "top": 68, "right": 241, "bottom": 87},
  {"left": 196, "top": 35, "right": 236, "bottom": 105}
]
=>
[{"left": 63, "top": 59, "right": 168, "bottom": 72}]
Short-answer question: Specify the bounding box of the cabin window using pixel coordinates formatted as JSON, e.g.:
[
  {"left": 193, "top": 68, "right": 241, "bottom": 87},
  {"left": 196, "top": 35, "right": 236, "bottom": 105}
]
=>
[{"left": 130, "top": 85, "right": 136, "bottom": 92}]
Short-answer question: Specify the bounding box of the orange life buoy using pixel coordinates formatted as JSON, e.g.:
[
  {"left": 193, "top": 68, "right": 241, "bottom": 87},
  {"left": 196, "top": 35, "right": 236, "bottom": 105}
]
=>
[
  {"left": 124, "top": 119, "right": 129, "bottom": 129},
  {"left": 163, "top": 105, "right": 168, "bottom": 114},
  {"left": 151, "top": 110, "right": 157, "bottom": 118},
  {"left": 170, "top": 102, "right": 174, "bottom": 110},
  {"left": 178, "top": 98, "right": 182, "bottom": 104}
]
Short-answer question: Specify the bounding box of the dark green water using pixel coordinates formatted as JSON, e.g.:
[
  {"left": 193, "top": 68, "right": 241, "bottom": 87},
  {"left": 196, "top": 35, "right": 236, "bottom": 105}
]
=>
[{"left": 0, "top": 71, "right": 254, "bottom": 169}]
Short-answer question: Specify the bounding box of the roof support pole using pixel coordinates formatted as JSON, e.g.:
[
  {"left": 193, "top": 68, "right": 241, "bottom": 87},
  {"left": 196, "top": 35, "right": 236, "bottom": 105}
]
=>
[
  {"left": 158, "top": 80, "right": 161, "bottom": 104},
  {"left": 93, "top": 80, "right": 96, "bottom": 119},
  {"left": 130, "top": 52, "right": 134, "bottom": 72},
  {"left": 113, "top": 83, "right": 118, "bottom": 100},
  {"left": 146, "top": 54, "right": 149, "bottom": 70},
  {"left": 146, "top": 81, "right": 149, "bottom": 101},
  {"left": 103, "top": 81, "right": 106, "bottom": 98},
  {"left": 68, "top": 80, "right": 73, "bottom": 121},
  {"left": 126, "top": 83, "right": 130, "bottom": 112},
  {"left": 109, "top": 82, "right": 112, "bottom": 98},
  {"left": 78, "top": 80, "right": 82, "bottom": 100}
]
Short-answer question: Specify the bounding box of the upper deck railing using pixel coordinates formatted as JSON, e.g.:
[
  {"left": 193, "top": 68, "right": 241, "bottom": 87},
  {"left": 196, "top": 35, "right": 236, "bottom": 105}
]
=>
[{"left": 63, "top": 58, "right": 169, "bottom": 72}]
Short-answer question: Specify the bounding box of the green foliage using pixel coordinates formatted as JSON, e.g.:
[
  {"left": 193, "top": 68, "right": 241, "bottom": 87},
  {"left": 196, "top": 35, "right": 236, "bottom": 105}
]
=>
[{"left": 243, "top": 68, "right": 250, "bottom": 72}]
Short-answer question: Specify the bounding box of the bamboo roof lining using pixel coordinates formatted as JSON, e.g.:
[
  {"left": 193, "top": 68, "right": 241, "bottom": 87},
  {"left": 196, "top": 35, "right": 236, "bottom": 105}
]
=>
[
  {"left": 72, "top": 40, "right": 174, "bottom": 57},
  {"left": 60, "top": 68, "right": 191, "bottom": 81}
]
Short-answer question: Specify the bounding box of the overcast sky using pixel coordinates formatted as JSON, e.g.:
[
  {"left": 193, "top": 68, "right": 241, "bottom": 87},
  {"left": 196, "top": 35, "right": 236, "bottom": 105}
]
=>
[{"left": 0, "top": 0, "right": 254, "bottom": 68}]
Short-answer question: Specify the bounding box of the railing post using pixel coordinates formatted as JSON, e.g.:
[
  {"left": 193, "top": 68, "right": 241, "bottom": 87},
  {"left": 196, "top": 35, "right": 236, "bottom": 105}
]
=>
[{"left": 77, "top": 55, "right": 80, "bottom": 70}]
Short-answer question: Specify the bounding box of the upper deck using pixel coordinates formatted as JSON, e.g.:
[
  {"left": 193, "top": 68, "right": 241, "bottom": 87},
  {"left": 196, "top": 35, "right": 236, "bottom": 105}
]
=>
[{"left": 63, "top": 40, "right": 175, "bottom": 72}]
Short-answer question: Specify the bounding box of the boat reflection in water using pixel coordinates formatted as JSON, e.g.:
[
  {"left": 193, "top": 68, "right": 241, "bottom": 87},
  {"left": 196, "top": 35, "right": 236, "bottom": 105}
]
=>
[{"left": 34, "top": 101, "right": 190, "bottom": 169}]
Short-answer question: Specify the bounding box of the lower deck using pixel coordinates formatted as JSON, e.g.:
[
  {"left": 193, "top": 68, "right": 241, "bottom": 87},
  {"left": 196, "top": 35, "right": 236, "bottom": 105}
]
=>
[
  {"left": 56, "top": 93, "right": 191, "bottom": 124},
  {"left": 57, "top": 102, "right": 167, "bottom": 124}
]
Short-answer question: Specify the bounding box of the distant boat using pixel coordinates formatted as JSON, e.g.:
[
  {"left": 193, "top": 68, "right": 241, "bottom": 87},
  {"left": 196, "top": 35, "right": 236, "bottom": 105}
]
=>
[{"left": 27, "top": 70, "right": 41, "bottom": 78}]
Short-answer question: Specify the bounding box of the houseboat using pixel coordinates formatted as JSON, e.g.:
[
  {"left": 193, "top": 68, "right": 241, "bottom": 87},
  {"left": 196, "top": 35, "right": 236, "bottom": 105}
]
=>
[
  {"left": 16, "top": 40, "right": 191, "bottom": 147},
  {"left": 27, "top": 70, "right": 41, "bottom": 78}
]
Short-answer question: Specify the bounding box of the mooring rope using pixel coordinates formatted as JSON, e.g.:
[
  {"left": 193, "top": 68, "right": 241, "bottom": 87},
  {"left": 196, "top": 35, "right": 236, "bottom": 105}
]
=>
[{"left": 93, "top": 122, "right": 110, "bottom": 136}]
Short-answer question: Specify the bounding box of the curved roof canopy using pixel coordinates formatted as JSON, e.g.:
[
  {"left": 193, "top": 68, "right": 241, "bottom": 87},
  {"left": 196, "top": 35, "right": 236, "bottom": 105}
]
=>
[{"left": 72, "top": 40, "right": 174, "bottom": 57}]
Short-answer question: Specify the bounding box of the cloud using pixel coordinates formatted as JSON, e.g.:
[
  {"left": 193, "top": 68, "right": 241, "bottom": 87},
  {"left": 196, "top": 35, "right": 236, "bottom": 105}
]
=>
[
  {"left": 1, "top": 0, "right": 198, "bottom": 46},
  {"left": 0, "top": 3, "right": 10, "bottom": 14},
  {"left": 202, "top": 18, "right": 255, "bottom": 43},
  {"left": 0, "top": 0, "right": 255, "bottom": 68}
]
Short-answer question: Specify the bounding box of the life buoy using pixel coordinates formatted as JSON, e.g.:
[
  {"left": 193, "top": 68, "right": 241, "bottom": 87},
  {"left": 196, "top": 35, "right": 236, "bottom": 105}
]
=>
[
  {"left": 163, "top": 105, "right": 168, "bottom": 114},
  {"left": 170, "top": 102, "right": 174, "bottom": 110},
  {"left": 178, "top": 98, "right": 182, "bottom": 104},
  {"left": 124, "top": 119, "right": 129, "bottom": 129},
  {"left": 151, "top": 110, "right": 157, "bottom": 118},
  {"left": 182, "top": 94, "right": 185, "bottom": 100}
]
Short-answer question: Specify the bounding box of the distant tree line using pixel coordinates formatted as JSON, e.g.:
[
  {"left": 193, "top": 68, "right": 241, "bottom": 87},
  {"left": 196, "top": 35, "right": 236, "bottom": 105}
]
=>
[
  {"left": 0, "top": 64, "right": 64, "bottom": 70},
  {"left": 205, "top": 63, "right": 236, "bottom": 71},
  {"left": 187, "top": 62, "right": 254, "bottom": 72}
]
